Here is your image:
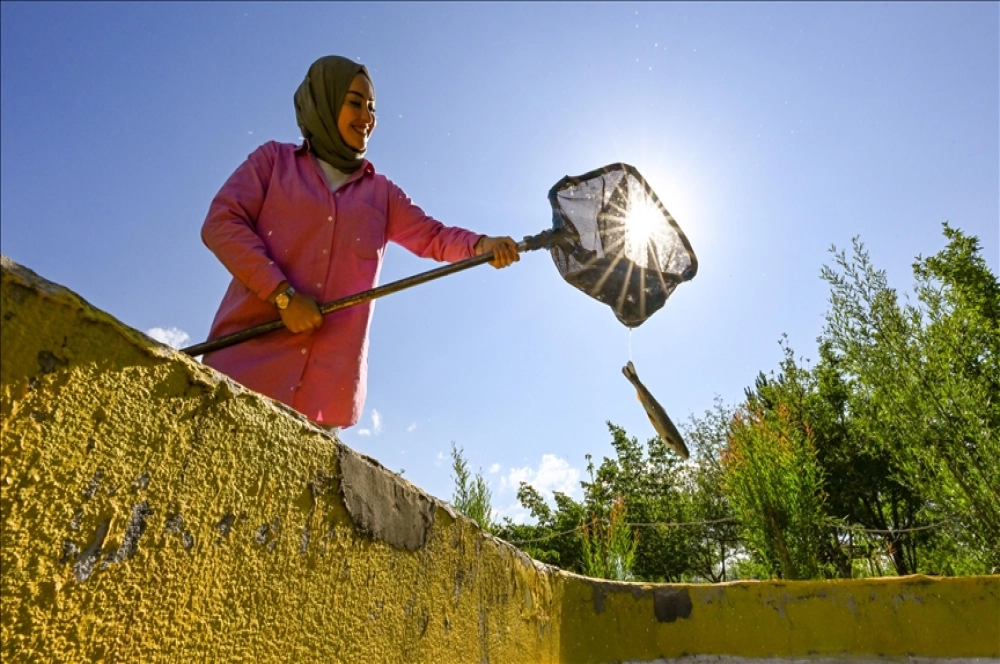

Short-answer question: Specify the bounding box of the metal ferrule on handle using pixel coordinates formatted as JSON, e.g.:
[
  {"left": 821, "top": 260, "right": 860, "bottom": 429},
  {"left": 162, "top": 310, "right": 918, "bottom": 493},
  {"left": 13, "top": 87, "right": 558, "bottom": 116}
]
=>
[{"left": 181, "top": 229, "right": 559, "bottom": 357}]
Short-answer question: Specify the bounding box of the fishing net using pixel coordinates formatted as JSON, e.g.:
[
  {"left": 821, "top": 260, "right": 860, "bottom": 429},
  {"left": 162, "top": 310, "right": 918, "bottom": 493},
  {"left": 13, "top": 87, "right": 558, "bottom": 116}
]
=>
[{"left": 547, "top": 163, "right": 698, "bottom": 327}]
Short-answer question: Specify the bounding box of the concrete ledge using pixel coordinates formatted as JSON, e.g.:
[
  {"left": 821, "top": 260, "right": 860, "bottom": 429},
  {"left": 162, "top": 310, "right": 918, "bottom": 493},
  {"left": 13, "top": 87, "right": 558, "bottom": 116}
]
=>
[
  {"left": 557, "top": 574, "right": 999, "bottom": 662},
  {"left": 2, "top": 255, "right": 998, "bottom": 663}
]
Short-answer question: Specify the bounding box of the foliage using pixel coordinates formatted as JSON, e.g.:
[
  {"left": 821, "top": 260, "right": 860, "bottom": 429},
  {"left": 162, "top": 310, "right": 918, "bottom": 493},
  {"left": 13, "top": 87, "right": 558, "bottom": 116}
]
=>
[
  {"left": 449, "top": 443, "right": 495, "bottom": 533},
  {"left": 722, "top": 377, "right": 830, "bottom": 580},
  {"left": 679, "top": 398, "right": 741, "bottom": 582},
  {"left": 494, "top": 484, "right": 585, "bottom": 571},
  {"left": 820, "top": 224, "right": 999, "bottom": 572},
  {"left": 493, "top": 422, "right": 701, "bottom": 579},
  {"left": 727, "top": 339, "right": 928, "bottom": 578},
  {"left": 807, "top": 339, "right": 926, "bottom": 578},
  {"left": 580, "top": 425, "right": 691, "bottom": 582},
  {"left": 580, "top": 496, "right": 638, "bottom": 580}
]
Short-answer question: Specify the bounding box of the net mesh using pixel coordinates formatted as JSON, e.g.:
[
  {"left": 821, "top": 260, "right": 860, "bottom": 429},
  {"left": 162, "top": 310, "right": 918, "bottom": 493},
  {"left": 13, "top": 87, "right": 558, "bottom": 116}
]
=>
[{"left": 547, "top": 163, "right": 698, "bottom": 327}]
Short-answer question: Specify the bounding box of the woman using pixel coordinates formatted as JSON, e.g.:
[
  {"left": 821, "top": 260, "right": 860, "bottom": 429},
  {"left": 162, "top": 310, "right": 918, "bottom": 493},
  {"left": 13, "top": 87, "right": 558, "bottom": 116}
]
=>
[{"left": 201, "top": 55, "right": 519, "bottom": 430}]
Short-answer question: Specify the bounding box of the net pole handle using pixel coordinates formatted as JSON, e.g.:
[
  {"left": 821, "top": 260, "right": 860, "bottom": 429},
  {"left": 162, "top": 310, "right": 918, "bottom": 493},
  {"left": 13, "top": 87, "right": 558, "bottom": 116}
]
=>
[{"left": 180, "top": 229, "right": 555, "bottom": 357}]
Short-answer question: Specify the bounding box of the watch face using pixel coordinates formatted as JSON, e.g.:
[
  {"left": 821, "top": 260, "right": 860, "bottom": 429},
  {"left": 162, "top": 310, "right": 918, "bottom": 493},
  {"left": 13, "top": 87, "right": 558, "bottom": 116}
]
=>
[{"left": 275, "top": 286, "right": 294, "bottom": 310}]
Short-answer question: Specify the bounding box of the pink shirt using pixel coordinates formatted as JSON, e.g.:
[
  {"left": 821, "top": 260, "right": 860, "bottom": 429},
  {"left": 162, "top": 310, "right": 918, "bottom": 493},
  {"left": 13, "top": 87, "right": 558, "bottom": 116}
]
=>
[{"left": 202, "top": 141, "right": 480, "bottom": 427}]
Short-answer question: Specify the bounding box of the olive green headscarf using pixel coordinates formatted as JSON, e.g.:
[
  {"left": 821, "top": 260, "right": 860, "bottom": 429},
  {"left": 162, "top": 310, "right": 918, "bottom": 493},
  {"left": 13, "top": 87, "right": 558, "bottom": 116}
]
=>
[{"left": 294, "top": 55, "right": 372, "bottom": 173}]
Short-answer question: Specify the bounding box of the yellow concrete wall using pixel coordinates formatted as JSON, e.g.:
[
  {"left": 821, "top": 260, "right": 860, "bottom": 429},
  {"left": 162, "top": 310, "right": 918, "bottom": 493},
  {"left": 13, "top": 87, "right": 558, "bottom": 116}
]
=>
[
  {"left": 2, "top": 255, "right": 998, "bottom": 663},
  {"left": 555, "top": 574, "right": 1000, "bottom": 662},
  {"left": 0, "top": 257, "right": 560, "bottom": 663}
]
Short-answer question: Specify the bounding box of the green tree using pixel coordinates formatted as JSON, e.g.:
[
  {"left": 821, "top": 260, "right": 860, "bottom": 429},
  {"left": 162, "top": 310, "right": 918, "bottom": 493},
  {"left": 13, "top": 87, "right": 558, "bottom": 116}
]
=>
[
  {"left": 809, "top": 340, "right": 927, "bottom": 577},
  {"left": 580, "top": 496, "right": 638, "bottom": 580},
  {"left": 749, "top": 338, "right": 927, "bottom": 578},
  {"left": 908, "top": 225, "right": 1000, "bottom": 569},
  {"left": 681, "top": 398, "right": 740, "bottom": 582},
  {"left": 581, "top": 424, "right": 691, "bottom": 582},
  {"left": 497, "top": 422, "right": 694, "bottom": 580},
  {"left": 449, "top": 443, "right": 495, "bottom": 533},
  {"left": 495, "top": 483, "right": 585, "bottom": 571},
  {"left": 723, "top": 357, "right": 831, "bottom": 579},
  {"left": 820, "top": 225, "right": 1000, "bottom": 572}
]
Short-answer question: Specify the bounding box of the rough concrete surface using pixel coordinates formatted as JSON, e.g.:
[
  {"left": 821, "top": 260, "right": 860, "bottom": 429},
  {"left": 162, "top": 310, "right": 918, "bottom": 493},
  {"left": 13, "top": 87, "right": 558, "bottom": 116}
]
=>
[{"left": 2, "top": 254, "right": 999, "bottom": 663}]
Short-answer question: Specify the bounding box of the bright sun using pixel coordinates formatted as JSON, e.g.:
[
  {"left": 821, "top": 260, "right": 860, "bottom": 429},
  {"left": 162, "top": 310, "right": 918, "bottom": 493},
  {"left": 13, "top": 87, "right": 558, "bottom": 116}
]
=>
[{"left": 623, "top": 194, "right": 665, "bottom": 267}]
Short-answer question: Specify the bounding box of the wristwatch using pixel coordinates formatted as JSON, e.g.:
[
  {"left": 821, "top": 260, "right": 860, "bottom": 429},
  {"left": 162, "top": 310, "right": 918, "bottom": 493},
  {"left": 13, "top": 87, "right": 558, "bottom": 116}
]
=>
[{"left": 274, "top": 286, "right": 296, "bottom": 310}]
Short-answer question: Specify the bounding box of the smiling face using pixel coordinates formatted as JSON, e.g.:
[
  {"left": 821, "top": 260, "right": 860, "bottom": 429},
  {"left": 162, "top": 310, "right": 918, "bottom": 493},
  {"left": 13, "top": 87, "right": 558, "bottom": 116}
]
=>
[{"left": 337, "top": 73, "right": 376, "bottom": 151}]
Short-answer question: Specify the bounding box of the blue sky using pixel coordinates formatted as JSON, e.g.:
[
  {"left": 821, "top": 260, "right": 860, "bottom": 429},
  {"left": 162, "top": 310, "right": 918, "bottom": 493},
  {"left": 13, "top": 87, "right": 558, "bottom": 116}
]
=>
[{"left": 2, "top": 2, "right": 997, "bottom": 521}]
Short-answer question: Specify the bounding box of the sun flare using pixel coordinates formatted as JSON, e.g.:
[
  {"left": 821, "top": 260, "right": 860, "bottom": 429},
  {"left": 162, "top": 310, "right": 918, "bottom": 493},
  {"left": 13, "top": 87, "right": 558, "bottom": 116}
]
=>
[{"left": 623, "top": 195, "right": 665, "bottom": 268}]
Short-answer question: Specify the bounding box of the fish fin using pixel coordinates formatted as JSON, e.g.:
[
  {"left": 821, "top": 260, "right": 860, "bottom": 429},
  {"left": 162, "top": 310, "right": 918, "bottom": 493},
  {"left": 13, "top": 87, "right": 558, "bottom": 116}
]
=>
[{"left": 622, "top": 361, "right": 637, "bottom": 380}]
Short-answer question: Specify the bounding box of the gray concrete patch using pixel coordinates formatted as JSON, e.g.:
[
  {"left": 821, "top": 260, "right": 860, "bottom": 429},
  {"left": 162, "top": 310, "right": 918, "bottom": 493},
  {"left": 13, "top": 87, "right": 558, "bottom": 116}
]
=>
[{"left": 337, "top": 445, "right": 435, "bottom": 551}]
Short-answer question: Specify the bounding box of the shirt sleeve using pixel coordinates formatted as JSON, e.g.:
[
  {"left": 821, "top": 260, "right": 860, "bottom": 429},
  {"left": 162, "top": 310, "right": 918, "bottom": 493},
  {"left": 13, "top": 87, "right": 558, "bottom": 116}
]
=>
[
  {"left": 201, "top": 142, "right": 288, "bottom": 300},
  {"left": 384, "top": 179, "right": 482, "bottom": 263}
]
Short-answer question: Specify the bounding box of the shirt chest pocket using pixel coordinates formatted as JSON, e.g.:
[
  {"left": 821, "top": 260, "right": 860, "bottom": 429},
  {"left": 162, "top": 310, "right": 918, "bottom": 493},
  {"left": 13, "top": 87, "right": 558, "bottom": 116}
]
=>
[{"left": 338, "top": 200, "right": 386, "bottom": 260}]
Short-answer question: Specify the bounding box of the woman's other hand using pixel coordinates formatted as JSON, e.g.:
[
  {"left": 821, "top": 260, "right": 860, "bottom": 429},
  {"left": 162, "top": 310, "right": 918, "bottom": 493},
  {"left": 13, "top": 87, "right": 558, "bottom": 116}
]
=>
[
  {"left": 268, "top": 282, "right": 323, "bottom": 333},
  {"left": 475, "top": 236, "right": 520, "bottom": 268}
]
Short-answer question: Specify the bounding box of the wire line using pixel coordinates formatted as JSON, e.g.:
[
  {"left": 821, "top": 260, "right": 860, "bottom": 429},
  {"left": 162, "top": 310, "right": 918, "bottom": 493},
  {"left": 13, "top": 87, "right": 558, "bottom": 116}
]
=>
[{"left": 505, "top": 517, "right": 951, "bottom": 545}]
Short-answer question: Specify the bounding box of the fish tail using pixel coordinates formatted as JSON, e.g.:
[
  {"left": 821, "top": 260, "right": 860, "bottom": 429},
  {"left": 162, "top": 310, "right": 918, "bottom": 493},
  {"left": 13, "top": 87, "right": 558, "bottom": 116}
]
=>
[{"left": 622, "top": 361, "right": 638, "bottom": 382}]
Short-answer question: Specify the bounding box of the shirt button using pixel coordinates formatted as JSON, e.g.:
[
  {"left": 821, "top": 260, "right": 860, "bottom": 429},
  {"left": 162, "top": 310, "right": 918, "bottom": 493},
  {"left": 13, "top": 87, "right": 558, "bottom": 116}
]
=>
[
  {"left": 301, "top": 348, "right": 307, "bottom": 355},
  {"left": 327, "top": 216, "right": 333, "bottom": 221},
  {"left": 322, "top": 249, "right": 328, "bottom": 254},
  {"left": 316, "top": 283, "right": 322, "bottom": 289}
]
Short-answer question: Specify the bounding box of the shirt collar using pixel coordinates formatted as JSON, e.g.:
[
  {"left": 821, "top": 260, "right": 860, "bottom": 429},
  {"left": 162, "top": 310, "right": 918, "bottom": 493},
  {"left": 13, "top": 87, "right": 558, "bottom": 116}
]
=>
[{"left": 298, "top": 139, "right": 375, "bottom": 179}]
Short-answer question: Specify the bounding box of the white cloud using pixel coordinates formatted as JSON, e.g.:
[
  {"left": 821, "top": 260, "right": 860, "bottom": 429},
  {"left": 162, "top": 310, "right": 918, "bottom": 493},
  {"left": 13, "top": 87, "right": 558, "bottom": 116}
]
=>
[
  {"left": 489, "top": 455, "right": 581, "bottom": 525},
  {"left": 502, "top": 466, "right": 532, "bottom": 492},
  {"left": 495, "top": 501, "right": 532, "bottom": 525},
  {"left": 356, "top": 409, "right": 382, "bottom": 437},
  {"left": 146, "top": 326, "right": 190, "bottom": 349},
  {"left": 434, "top": 451, "right": 445, "bottom": 467},
  {"left": 407, "top": 422, "right": 417, "bottom": 433},
  {"left": 499, "top": 454, "right": 580, "bottom": 500}
]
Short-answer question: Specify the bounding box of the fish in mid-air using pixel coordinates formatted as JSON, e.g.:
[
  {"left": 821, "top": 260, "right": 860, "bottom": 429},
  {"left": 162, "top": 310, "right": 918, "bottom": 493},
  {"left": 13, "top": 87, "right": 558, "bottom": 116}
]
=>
[{"left": 622, "top": 361, "right": 690, "bottom": 460}]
